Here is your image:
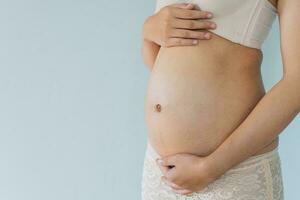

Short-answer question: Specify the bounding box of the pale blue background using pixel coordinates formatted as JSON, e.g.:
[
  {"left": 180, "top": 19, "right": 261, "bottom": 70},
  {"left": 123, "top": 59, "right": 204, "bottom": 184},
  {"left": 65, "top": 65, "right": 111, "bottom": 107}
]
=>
[{"left": 0, "top": 1, "right": 298, "bottom": 200}]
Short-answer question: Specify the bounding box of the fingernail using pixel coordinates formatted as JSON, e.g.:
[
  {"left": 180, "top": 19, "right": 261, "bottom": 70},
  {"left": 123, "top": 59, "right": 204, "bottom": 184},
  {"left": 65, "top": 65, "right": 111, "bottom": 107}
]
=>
[
  {"left": 192, "top": 40, "right": 198, "bottom": 44},
  {"left": 207, "top": 12, "right": 213, "bottom": 18},
  {"left": 210, "top": 23, "right": 216, "bottom": 28},
  {"left": 156, "top": 158, "right": 163, "bottom": 165},
  {"left": 204, "top": 33, "right": 211, "bottom": 39}
]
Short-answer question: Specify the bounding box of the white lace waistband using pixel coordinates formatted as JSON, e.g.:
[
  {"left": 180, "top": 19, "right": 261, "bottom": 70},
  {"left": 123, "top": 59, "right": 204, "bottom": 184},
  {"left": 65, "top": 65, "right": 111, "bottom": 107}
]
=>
[{"left": 146, "top": 141, "right": 280, "bottom": 171}]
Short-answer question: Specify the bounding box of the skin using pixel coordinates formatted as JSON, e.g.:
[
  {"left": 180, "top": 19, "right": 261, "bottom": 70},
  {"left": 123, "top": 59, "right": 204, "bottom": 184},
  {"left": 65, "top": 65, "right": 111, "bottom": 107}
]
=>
[
  {"left": 142, "top": 0, "right": 299, "bottom": 195},
  {"left": 144, "top": 2, "right": 277, "bottom": 157},
  {"left": 142, "top": 3, "right": 215, "bottom": 68}
]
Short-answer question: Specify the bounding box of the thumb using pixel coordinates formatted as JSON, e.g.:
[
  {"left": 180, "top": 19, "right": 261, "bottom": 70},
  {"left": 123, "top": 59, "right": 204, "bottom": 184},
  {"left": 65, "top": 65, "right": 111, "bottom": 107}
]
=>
[
  {"left": 184, "top": 3, "right": 195, "bottom": 9},
  {"left": 182, "top": 3, "right": 202, "bottom": 11},
  {"left": 183, "top": 3, "right": 195, "bottom": 10}
]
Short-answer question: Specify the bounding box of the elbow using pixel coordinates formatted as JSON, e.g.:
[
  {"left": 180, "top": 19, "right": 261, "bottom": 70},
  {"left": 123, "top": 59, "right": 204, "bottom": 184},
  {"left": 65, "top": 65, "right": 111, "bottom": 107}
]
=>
[
  {"left": 141, "top": 45, "right": 155, "bottom": 71},
  {"left": 143, "top": 57, "right": 154, "bottom": 70}
]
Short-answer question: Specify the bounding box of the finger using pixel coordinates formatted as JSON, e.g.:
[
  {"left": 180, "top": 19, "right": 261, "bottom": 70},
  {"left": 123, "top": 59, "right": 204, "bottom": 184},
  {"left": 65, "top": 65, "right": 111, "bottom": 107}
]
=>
[
  {"left": 173, "top": 9, "right": 213, "bottom": 19},
  {"left": 156, "top": 158, "right": 172, "bottom": 168},
  {"left": 162, "top": 37, "right": 199, "bottom": 47},
  {"left": 161, "top": 176, "right": 185, "bottom": 190},
  {"left": 156, "top": 158, "right": 176, "bottom": 174},
  {"left": 171, "top": 19, "right": 217, "bottom": 30},
  {"left": 170, "top": 29, "right": 212, "bottom": 40},
  {"left": 173, "top": 188, "right": 193, "bottom": 195},
  {"left": 170, "top": 3, "right": 196, "bottom": 10},
  {"left": 156, "top": 157, "right": 176, "bottom": 167},
  {"left": 157, "top": 163, "right": 171, "bottom": 175},
  {"left": 164, "top": 168, "right": 179, "bottom": 184},
  {"left": 192, "top": 4, "right": 201, "bottom": 11}
]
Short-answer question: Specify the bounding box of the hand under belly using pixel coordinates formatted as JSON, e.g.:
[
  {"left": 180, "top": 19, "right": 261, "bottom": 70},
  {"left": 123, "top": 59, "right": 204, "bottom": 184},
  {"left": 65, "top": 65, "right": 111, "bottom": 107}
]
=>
[{"left": 144, "top": 41, "right": 265, "bottom": 157}]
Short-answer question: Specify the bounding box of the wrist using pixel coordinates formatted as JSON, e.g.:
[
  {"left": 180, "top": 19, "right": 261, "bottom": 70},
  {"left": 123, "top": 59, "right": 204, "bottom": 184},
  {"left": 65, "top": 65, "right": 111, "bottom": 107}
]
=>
[
  {"left": 194, "top": 156, "right": 221, "bottom": 182},
  {"left": 202, "top": 151, "right": 233, "bottom": 180},
  {"left": 203, "top": 156, "right": 222, "bottom": 180},
  {"left": 143, "top": 16, "right": 155, "bottom": 42}
]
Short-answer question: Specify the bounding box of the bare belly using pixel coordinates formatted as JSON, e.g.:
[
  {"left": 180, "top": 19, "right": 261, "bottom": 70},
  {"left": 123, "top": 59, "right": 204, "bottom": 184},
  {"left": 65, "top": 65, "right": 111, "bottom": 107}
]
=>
[{"left": 144, "top": 33, "right": 279, "bottom": 157}]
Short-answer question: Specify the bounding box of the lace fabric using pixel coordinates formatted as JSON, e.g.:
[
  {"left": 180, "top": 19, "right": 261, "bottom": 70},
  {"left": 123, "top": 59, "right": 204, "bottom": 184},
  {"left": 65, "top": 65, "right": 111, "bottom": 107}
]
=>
[{"left": 141, "top": 142, "right": 284, "bottom": 200}]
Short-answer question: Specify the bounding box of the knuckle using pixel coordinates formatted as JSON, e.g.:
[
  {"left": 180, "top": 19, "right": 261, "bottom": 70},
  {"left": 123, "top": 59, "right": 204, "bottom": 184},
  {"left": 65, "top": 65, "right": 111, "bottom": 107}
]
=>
[
  {"left": 186, "top": 11, "right": 194, "bottom": 18},
  {"left": 162, "top": 6, "right": 172, "bottom": 17},
  {"left": 198, "top": 32, "right": 206, "bottom": 39},
  {"left": 183, "top": 31, "right": 190, "bottom": 38},
  {"left": 198, "top": 21, "right": 206, "bottom": 28},
  {"left": 199, "top": 11, "right": 207, "bottom": 18},
  {"left": 162, "top": 27, "right": 170, "bottom": 38},
  {"left": 187, "top": 20, "right": 194, "bottom": 29},
  {"left": 178, "top": 39, "right": 184, "bottom": 45},
  {"left": 199, "top": 21, "right": 209, "bottom": 29}
]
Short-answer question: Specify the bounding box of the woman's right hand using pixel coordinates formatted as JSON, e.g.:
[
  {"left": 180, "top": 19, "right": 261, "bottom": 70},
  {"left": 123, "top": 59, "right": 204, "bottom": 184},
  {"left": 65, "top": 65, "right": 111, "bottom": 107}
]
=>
[{"left": 143, "top": 3, "right": 217, "bottom": 47}]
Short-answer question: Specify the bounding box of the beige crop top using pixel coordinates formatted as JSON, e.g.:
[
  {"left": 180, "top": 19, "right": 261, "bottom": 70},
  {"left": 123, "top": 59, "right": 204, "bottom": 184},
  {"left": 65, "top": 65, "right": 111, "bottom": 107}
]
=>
[{"left": 154, "top": 0, "right": 278, "bottom": 49}]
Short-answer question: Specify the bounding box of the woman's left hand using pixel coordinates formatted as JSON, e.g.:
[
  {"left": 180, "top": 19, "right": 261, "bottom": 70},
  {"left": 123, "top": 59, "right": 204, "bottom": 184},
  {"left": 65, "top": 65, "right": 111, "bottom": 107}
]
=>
[{"left": 156, "top": 153, "right": 218, "bottom": 195}]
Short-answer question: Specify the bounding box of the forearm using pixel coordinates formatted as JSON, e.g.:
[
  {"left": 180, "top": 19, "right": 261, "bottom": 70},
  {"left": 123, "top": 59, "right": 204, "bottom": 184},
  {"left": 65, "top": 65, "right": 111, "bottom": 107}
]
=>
[
  {"left": 142, "top": 38, "right": 160, "bottom": 70},
  {"left": 207, "top": 76, "right": 300, "bottom": 178},
  {"left": 141, "top": 15, "right": 161, "bottom": 70}
]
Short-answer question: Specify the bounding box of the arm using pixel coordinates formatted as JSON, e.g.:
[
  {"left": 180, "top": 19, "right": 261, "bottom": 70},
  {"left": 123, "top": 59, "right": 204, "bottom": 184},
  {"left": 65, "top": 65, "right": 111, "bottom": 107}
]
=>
[
  {"left": 141, "top": 1, "right": 162, "bottom": 70},
  {"left": 141, "top": 3, "right": 216, "bottom": 70},
  {"left": 141, "top": 20, "right": 161, "bottom": 71},
  {"left": 206, "top": 0, "right": 300, "bottom": 178},
  {"left": 142, "top": 1, "right": 161, "bottom": 70}
]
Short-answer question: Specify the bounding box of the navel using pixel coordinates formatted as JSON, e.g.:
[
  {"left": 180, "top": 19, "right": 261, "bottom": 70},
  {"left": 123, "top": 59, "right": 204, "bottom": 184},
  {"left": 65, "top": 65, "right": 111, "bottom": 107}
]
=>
[{"left": 154, "top": 103, "right": 162, "bottom": 112}]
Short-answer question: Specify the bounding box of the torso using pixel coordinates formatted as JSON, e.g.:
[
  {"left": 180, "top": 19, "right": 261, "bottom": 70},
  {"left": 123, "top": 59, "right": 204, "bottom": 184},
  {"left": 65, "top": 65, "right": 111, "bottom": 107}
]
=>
[{"left": 144, "top": 0, "right": 279, "bottom": 157}]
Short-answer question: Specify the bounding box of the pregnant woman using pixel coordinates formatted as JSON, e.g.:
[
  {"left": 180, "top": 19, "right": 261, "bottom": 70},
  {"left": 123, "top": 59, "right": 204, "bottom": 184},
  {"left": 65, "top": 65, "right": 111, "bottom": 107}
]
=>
[{"left": 141, "top": 0, "right": 300, "bottom": 199}]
